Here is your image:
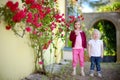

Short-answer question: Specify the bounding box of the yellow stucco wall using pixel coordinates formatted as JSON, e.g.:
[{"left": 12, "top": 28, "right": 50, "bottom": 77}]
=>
[
  {"left": 54, "top": 0, "right": 66, "bottom": 63},
  {"left": 0, "top": 0, "right": 66, "bottom": 79},
  {"left": 0, "top": 0, "right": 34, "bottom": 80},
  {"left": 0, "top": 22, "right": 34, "bottom": 80}
]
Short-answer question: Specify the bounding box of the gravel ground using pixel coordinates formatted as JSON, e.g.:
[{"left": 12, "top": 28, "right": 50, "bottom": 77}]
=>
[{"left": 22, "top": 62, "right": 120, "bottom": 80}]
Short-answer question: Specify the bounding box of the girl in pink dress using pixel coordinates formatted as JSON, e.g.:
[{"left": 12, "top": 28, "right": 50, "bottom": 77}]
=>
[{"left": 69, "top": 20, "right": 87, "bottom": 76}]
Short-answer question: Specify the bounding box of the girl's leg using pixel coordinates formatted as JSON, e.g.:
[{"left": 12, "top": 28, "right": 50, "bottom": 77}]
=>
[
  {"left": 95, "top": 57, "right": 102, "bottom": 77},
  {"left": 72, "top": 49, "right": 78, "bottom": 75},
  {"left": 81, "top": 67, "right": 85, "bottom": 76},
  {"left": 90, "top": 56, "right": 95, "bottom": 76},
  {"left": 95, "top": 57, "right": 101, "bottom": 71},
  {"left": 72, "top": 67, "right": 76, "bottom": 75},
  {"left": 79, "top": 48, "right": 84, "bottom": 67},
  {"left": 79, "top": 48, "right": 85, "bottom": 76}
]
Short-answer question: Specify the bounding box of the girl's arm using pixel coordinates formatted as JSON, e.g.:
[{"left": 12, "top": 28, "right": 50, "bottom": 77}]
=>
[
  {"left": 101, "top": 41, "right": 104, "bottom": 58},
  {"left": 69, "top": 31, "right": 76, "bottom": 41},
  {"left": 88, "top": 43, "right": 91, "bottom": 58}
]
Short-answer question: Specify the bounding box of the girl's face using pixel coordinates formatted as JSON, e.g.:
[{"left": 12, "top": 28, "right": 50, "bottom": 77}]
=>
[
  {"left": 93, "top": 31, "right": 99, "bottom": 40},
  {"left": 74, "top": 22, "right": 81, "bottom": 30}
]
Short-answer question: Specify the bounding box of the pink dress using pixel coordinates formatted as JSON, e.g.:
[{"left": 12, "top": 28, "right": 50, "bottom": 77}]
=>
[{"left": 72, "top": 31, "right": 84, "bottom": 67}]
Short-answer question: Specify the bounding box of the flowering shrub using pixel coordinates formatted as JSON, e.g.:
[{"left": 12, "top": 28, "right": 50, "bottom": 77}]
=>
[
  {"left": 0, "top": 0, "right": 84, "bottom": 74},
  {"left": 0, "top": 0, "right": 69, "bottom": 74}
]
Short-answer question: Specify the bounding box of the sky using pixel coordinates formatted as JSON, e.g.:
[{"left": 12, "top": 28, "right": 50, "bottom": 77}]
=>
[
  {"left": 67, "top": 0, "right": 111, "bottom": 17},
  {"left": 78, "top": 0, "right": 110, "bottom": 13}
]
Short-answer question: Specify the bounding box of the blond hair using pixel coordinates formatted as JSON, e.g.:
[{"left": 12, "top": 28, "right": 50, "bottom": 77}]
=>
[{"left": 92, "top": 29, "right": 101, "bottom": 39}]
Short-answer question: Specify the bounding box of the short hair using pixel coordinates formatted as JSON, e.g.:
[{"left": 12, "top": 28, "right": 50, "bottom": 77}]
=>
[{"left": 92, "top": 29, "right": 101, "bottom": 39}]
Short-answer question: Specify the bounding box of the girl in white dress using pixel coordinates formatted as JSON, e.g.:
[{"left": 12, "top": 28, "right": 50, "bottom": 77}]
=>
[{"left": 88, "top": 29, "right": 104, "bottom": 77}]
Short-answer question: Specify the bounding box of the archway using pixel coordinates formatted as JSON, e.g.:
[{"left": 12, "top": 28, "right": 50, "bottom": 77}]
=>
[{"left": 83, "top": 12, "right": 120, "bottom": 62}]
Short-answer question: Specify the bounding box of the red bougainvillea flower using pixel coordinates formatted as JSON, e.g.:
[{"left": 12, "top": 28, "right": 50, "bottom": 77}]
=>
[
  {"left": 32, "top": 22, "right": 42, "bottom": 28},
  {"left": 32, "top": 13, "right": 42, "bottom": 28},
  {"left": 31, "top": 3, "right": 44, "bottom": 19},
  {"left": 12, "top": 10, "right": 26, "bottom": 22},
  {"left": 39, "top": 11, "right": 46, "bottom": 20},
  {"left": 78, "top": 15, "right": 84, "bottom": 21},
  {"left": 81, "top": 17, "right": 84, "bottom": 20},
  {"left": 44, "top": 7, "right": 51, "bottom": 15},
  {"left": 65, "top": 22, "right": 70, "bottom": 28},
  {"left": 6, "top": 1, "right": 13, "bottom": 7},
  {"left": 78, "top": 15, "right": 83, "bottom": 18},
  {"left": 58, "top": 28, "right": 63, "bottom": 33},
  {"left": 41, "top": 0, "right": 44, "bottom": 4},
  {"left": 61, "top": 34, "right": 64, "bottom": 37},
  {"left": 30, "top": 2, "right": 42, "bottom": 10},
  {"left": 26, "top": 12, "right": 33, "bottom": 23},
  {"left": 33, "top": 30, "right": 37, "bottom": 34},
  {"left": 54, "top": 0, "right": 57, "bottom": 2},
  {"left": 54, "top": 13, "right": 62, "bottom": 22},
  {"left": 25, "top": 0, "right": 35, "bottom": 4},
  {"left": 61, "top": 18, "right": 65, "bottom": 22},
  {"left": 6, "top": 1, "right": 19, "bottom": 12},
  {"left": 43, "top": 40, "right": 52, "bottom": 49},
  {"left": 50, "top": 22, "right": 56, "bottom": 31},
  {"left": 42, "top": 44, "right": 48, "bottom": 49},
  {"left": 32, "top": 17, "right": 38, "bottom": 24},
  {"left": 10, "top": 2, "right": 19, "bottom": 12},
  {"left": 69, "top": 15, "right": 76, "bottom": 23},
  {"left": 6, "top": 25, "right": 11, "bottom": 30},
  {"left": 38, "top": 61, "right": 43, "bottom": 65},
  {"left": 35, "top": 23, "right": 42, "bottom": 28},
  {"left": 25, "top": 27, "right": 32, "bottom": 32},
  {"left": 62, "top": 13, "right": 64, "bottom": 16},
  {"left": 77, "top": 16, "right": 81, "bottom": 18}
]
